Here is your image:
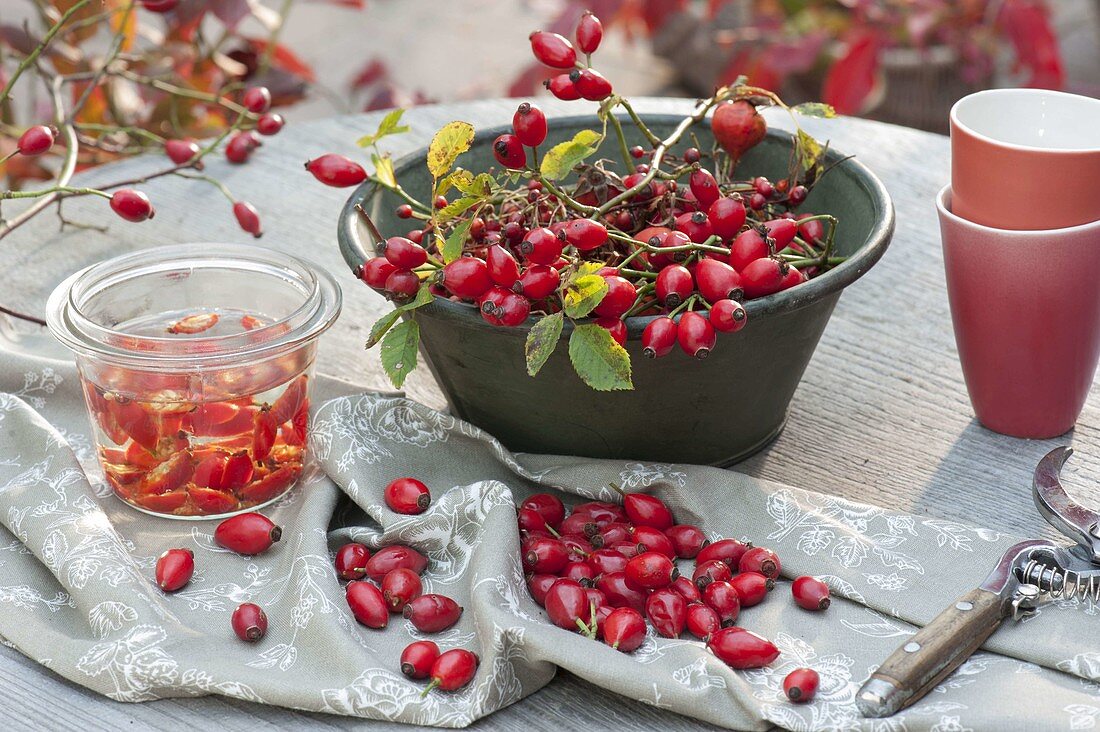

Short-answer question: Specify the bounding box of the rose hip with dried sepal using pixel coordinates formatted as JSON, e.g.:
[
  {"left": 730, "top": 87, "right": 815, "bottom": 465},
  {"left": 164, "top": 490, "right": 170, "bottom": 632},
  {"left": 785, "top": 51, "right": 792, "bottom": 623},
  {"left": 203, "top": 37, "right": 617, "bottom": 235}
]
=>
[
  {"left": 382, "top": 567, "right": 423, "bottom": 612},
  {"left": 611, "top": 487, "right": 674, "bottom": 530},
  {"left": 256, "top": 113, "right": 285, "bottom": 136},
  {"left": 646, "top": 587, "right": 687, "bottom": 638},
  {"left": 425, "top": 649, "right": 479, "bottom": 693},
  {"left": 763, "top": 218, "right": 799, "bottom": 250},
  {"left": 520, "top": 493, "right": 566, "bottom": 530},
  {"left": 784, "top": 667, "right": 819, "bottom": 703},
  {"left": 361, "top": 257, "right": 397, "bottom": 289},
  {"left": 365, "top": 545, "right": 428, "bottom": 581},
  {"left": 512, "top": 102, "right": 548, "bottom": 148},
  {"left": 215, "top": 513, "right": 282, "bottom": 555},
  {"left": 707, "top": 627, "right": 779, "bottom": 669},
  {"left": 231, "top": 603, "right": 268, "bottom": 642},
  {"left": 689, "top": 167, "right": 721, "bottom": 209},
  {"left": 110, "top": 189, "right": 155, "bottom": 222},
  {"left": 335, "top": 543, "right": 371, "bottom": 580},
  {"left": 401, "top": 640, "right": 440, "bottom": 680},
  {"left": 523, "top": 536, "right": 570, "bottom": 574},
  {"left": 442, "top": 257, "right": 492, "bottom": 300},
  {"left": 642, "top": 317, "right": 677, "bottom": 359},
  {"left": 602, "top": 607, "right": 645, "bottom": 652},
  {"left": 665, "top": 524, "right": 708, "bottom": 559},
  {"left": 709, "top": 299, "right": 747, "bottom": 333},
  {"left": 384, "top": 477, "right": 431, "bottom": 515},
  {"left": 693, "top": 559, "right": 733, "bottom": 590},
  {"left": 492, "top": 134, "right": 527, "bottom": 170},
  {"left": 677, "top": 311, "right": 715, "bottom": 359},
  {"left": 712, "top": 100, "right": 767, "bottom": 158},
  {"left": 740, "top": 257, "right": 789, "bottom": 300},
  {"left": 792, "top": 576, "right": 831, "bottom": 611},
  {"left": 669, "top": 575, "right": 701, "bottom": 604},
  {"left": 347, "top": 581, "right": 388, "bottom": 629},
  {"left": 587, "top": 548, "right": 628, "bottom": 576},
  {"left": 739, "top": 546, "right": 781, "bottom": 579},
  {"left": 226, "top": 131, "right": 260, "bottom": 164},
  {"left": 571, "top": 68, "right": 613, "bottom": 101},
  {"left": 155, "top": 548, "right": 194, "bottom": 592},
  {"left": 545, "top": 74, "right": 580, "bottom": 101},
  {"left": 708, "top": 196, "right": 747, "bottom": 239},
  {"left": 730, "top": 571, "right": 774, "bottom": 607},
  {"left": 404, "top": 594, "right": 463, "bottom": 633},
  {"left": 632, "top": 525, "right": 676, "bottom": 558},
  {"left": 383, "top": 236, "right": 428, "bottom": 269},
  {"left": 695, "top": 259, "right": 744, "bottom": 304},
  {"left": 233, "top": 201, "right": 263, "bottom": 238},
  {"left": 562, "top": 561, "right": 597, "bottom": 585},
  {"left": 655, "top": 265, "right": 693, "bottom": 307}
]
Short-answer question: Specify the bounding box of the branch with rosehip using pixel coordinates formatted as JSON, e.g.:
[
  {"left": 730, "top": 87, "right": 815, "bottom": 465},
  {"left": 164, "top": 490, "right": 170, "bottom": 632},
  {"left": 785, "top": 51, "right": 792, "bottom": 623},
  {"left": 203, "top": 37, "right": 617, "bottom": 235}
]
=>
[
  {"left": 0, "top": 0, "right": 319, "bottom": 325},
  {"left": 307, "top": 10, "right": 844, "bottom": 392}
]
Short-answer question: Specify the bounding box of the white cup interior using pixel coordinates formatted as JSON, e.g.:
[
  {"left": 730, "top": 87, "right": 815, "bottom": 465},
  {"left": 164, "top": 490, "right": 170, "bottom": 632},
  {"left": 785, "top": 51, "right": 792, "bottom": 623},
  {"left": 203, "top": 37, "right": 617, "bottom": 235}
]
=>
[{"left": 951, "top": 89, "right": 1100, "bottom": 152}]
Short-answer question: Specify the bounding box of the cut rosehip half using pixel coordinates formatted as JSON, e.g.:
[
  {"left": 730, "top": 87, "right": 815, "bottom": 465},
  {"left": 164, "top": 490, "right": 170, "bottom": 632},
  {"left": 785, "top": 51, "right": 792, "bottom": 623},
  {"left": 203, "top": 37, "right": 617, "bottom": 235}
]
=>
[
  {"left": 167, "top": 312, "right": 219, "bottom": 335},
  {"left": 106, "top": 396, "right": 160, "bottom": 451},
  {"left": 136, "top": 450, "right": 194, "bottom": 495},
  {"left": 135, "top": 490, "right": 188, "bottom": 513},
  {"left": 270, "top": 375, "right": 308, "bottom": 424},
  {"left": 187, "top": 486, "right": 239, "bottom": 515},
  {"left": 237, "top": 463, "right": 301, "bottom": 504},
  {"left": 252, "top": 408, "right": 278, "bottom": 461},
  {"left": 189, "top": 405, "right": 256, "bottom": 437}
]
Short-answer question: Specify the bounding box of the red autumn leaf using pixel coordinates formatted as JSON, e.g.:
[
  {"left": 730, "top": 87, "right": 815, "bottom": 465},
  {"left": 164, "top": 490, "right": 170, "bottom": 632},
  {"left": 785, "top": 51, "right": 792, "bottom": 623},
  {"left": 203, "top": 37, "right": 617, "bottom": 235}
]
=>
[
  {"left": 997, "top": 0, "right": 1065, "bottom": 89},
  {"left": 641, "top": 0, "right": 688, "bottom": 34},
  {"left": 822, "top": 31, "right": 880, "bottom": 115},
  {"left": 718, "top": 49, "right": 782, "bottom": 92},
  {"left": 244, "top": 38, "right": 316, "bottom": 82},
  {"left": 351, "top": 58, "right": 388, "bottom": 90}
]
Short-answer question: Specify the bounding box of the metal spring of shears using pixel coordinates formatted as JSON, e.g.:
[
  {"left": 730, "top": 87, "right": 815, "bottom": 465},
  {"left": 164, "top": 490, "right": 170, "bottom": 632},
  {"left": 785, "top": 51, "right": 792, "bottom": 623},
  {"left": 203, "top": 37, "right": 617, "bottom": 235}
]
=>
[{"left": 1017, "top": 559, "right": 1100, "bottom": 602}]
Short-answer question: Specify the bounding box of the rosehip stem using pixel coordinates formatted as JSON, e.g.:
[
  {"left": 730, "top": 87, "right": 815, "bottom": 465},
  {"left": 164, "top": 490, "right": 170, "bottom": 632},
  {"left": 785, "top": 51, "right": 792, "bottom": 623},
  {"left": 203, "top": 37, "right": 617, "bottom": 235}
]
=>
[
  {"left": 174, "top": 172, "right": 235, "bottom": 204},
  {"left": 533, "top": 176, "right": 597, "bottom": 216},
  {"left": 667, "top": 294, "right": 701, "bottom": 319},
  {"left": 607, "top": 114, "right": 634, "bottom": 170},
  {"left": 0, "top": 0, "right": 92, "bottom": 105},
  {"left": 618, "top": 99, "right": 661, "bottom": 147},
  {"left": 1, "top": 185, "right": 110, "bottom": 201}
]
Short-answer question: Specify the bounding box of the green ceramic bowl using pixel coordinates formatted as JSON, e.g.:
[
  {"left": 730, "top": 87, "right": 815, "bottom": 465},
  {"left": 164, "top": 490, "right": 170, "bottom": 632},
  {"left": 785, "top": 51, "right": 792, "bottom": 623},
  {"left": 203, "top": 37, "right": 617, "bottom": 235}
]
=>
[{"left": 339, "top": 115, "right": 894, "bottom": 465}]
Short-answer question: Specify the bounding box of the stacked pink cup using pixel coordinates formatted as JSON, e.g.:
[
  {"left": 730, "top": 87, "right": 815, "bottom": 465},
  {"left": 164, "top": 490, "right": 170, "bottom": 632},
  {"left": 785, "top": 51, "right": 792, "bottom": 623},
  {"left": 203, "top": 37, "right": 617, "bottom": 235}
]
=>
[{"left": 938, "top": 89, "right": 1100, "bottom": 438}]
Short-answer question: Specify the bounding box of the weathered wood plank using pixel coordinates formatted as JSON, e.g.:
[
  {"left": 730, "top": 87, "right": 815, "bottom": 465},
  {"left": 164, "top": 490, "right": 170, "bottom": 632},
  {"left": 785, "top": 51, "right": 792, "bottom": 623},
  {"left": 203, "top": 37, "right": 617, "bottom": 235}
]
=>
[{"left": 2, "top": 98, "right": 1097, "bottom": 730}]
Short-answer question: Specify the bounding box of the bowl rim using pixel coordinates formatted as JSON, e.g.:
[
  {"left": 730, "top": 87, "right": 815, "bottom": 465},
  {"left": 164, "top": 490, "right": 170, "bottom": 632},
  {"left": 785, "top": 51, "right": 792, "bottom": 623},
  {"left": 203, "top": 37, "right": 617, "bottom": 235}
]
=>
[{"left": 338, "top": 113, "right": 895, "bottom": 335}]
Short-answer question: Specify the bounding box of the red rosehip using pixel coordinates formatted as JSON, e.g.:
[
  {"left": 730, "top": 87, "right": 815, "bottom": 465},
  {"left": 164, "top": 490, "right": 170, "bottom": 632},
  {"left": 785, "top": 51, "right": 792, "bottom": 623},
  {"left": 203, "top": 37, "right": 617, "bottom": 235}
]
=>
[
  {"left": 602, "top": 607, "right": 645, "bottom": 652},
  {"left": 400, "top": 640, "right": 440, "bottom": 680},
  {"left": 492, "top": 134, "right": 527, "bottom": 170},
  {"left": 545, "top": 74, "right": 581, "bottom": 101},
  {"left": 593, "top": 275, "right": 636, "bottom": 319},
  {"left": 383, "top": 236, "right": 428, "bottom": 269},
  {"left": 214, "top": 512, "right": 281, "bottom": 555},
  {"left": 708, "top": 196, "right": 747, "bottom": 239},
  {"left": 519, "top": 227, "right": 563, "bottom": 265},
  {"left": 707, "top": 627, "right": 779, "bottom": 669},
  {"left": 641, "top": 317, "right": 677, "bottom": 359},
  {"left": 689, "top": 168, "right": 721, "bottom": 210},
  {"left": 427, "top": 648, "right": 479, "bottom": 692},
  {"left": 791, "top": 576, "right": 831, "bottom": 611},
  {"left": 155, "top": 548, "right": 194, "bottom": 592},
  {"left": 740, "top": 257, "right": 788, "bottom": 300},
  {"left": 575, "top": 11, "right": 604, "bottom": 54},
  {"left": 695, "top": 258, "right": 743, "bottom": 303},
  {"left": 596, "top": 317, "right": 627, "bottom": 346},
  {"left": 334, "top": 542, "right": 371, "bottom": 581},
  {"left": 512, "top": 102, "right": 548, "bottom": 148},
  {"left": 730, "top": 571, "right": 774, "bottom": 607},
  {"left": 165, "top": 138, "right": 200, "bottom": 165},
  {"left": 256, "top": 113, "right": 285, "bottom": 136},
  {"left": 674, "top": 210, "right": 713, "bottom": 243},
  {"left": 225, "top": 131, "right": 260, "bottom": 164},
  {"left": 677, "top": 310, "right": 715, "bottom": 359},
  {"left": 571, "top": 68, "right": 613, "bottom": 101},
  {"left": 442, "top": 257, "right": 492, "bottom": 299},
  {"left": 384, "top": 477, "right": 431, "bottom": 515},
  {"left": 712, "top": 99, "right": 767, "bottom": 158},
  {"left": 784, "top": 667, "right": 820, "bottom": 703},
  {"left": 709, "top": 298, "right": 747, "bottom": 333},
  {"left": 242, "top": 86, "right": 272, "bottom": 114},
  {"left": 529, "top": 31, "right": 577, "bottom": 69},
  {"left": 139, "top": 0, "right": 178, "bottom": 11},
  {"left": 739, "top": 546, "right": 781, "bottom": 579},
  {"left": 516, "top": 264, "right": 560, "bottom": 300},
  {"left": 360, "top": 257, "right": 397, "bottom": 289},
  {"left": 233, "top": 201, "right": 263, "bottom": 238},
  {"left": 564, "top": 218, "right": 608, "bottom": 251},
  {"left": 730, "top": 228, "right": 770, "bottom": 271},
  {"left": 305, "top": 154, "right": 368, "bottom": 187},
  {"left": 231, "top": 603, "right": 268, "bottom": 642},
  {"left": 109, "top": 189, "right": 155, "bottom": 222},
  {"left": 385, "top": 269, "right": 420, "bottom": 301}
]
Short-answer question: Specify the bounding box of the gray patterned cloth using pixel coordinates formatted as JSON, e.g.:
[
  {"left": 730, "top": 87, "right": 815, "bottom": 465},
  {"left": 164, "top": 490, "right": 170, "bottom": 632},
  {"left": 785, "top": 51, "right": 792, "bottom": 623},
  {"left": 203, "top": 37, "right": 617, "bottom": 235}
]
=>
[{"left": 1, "top": 324, "right": 1099, "bottom": 732}]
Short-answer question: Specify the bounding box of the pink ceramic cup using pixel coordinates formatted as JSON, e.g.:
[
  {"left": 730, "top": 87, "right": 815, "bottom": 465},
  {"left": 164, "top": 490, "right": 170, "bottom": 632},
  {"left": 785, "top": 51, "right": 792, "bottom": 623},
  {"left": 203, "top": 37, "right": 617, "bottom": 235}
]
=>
[
  {"left": 950, "top": 89, "right": 1100, "bottom": 230},
  {"left": 937, "top": 185, "right": 1100, "bottom": 438}
]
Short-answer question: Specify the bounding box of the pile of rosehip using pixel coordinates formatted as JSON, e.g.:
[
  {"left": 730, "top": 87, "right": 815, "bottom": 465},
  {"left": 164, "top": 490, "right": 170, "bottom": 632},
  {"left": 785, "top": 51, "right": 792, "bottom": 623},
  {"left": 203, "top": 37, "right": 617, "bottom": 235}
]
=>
[
  {"left": 519, "top": 487, "right": 828, "bottom": 704},
  {"left": 154, "top": 476, "right": 478, "bottom": 696}
]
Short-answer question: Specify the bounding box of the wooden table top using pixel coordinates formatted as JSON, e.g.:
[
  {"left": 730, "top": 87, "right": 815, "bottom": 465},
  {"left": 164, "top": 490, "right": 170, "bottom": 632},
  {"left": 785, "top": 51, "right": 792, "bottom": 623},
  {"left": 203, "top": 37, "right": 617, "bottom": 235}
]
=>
[{"left": 4, "top": 97, "right": 1099, "bottom": 731}]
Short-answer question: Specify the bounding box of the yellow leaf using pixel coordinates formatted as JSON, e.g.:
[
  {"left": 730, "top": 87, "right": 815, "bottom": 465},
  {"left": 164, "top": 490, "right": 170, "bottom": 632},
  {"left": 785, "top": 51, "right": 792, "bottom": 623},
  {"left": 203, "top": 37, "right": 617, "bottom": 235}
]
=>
[{"left": 427, "top": 121, "right": 475, "bottom": 179}]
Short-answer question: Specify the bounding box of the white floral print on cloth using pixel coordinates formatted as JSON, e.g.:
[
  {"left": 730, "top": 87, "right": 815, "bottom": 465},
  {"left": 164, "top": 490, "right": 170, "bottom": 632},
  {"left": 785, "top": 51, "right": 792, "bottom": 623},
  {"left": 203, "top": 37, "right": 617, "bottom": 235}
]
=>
[{"left": 1, "top": 332, "right": 1100, "bottom": 729}]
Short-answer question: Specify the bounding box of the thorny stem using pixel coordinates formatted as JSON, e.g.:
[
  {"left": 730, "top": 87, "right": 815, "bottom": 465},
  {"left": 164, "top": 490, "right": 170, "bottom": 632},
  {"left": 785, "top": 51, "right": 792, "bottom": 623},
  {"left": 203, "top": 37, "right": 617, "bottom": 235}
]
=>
[{"left": 0, "top": 0, "right": 92, "bottom": 104}]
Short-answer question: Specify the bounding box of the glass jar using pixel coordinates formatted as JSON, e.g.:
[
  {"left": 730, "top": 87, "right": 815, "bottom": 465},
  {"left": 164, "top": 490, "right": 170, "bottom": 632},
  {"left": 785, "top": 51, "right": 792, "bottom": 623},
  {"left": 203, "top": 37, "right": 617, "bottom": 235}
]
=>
[{"left": 47, "top": 243, "right": 341, "bottom": 519}]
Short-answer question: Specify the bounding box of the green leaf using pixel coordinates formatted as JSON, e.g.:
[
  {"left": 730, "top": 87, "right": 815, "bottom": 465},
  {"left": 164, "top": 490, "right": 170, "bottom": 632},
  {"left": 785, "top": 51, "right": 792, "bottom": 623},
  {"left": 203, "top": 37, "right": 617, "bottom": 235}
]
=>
[
  {"left": 436, "top": 168, "right": 471, "bottom": 197},
  {"left": 568, "top": 323, "right": 632, "bottom": 391},
  {"left": 525, "top": 312, "right": 564, "bottom": 377},
  {"left": 371, "top": 153, "right": 397, "bottom": 188},
  {"left": 793, "top": 102, "right": 837, "bottom": 119},
  {"left": 436, "top": 196, "right": 480, "bottom": 222},
  {"left": 380, "top": 318, "right": 420, "bottom": 388},
  {"left": 453, "top": 171, "right": 496, "bottom": 197},
  {"left": 442, "top": 218, "right": 472, "bottom": 263},
  {"left": 540, "top": 129, "right": 603, "bottom": 181},
  {"left": 357, "top": 108, "right": 410, "bottom": 147},
  {"left": 427, "top": 121, "right": 475, "bottom": 179},
  {"left": 365, "top": 285, "right": 434, "bottom": 348},
  {"left": 562, "top": 274, "right": 608, "bottom": 319},
  {"left": 796, "top": 129, "right": 825, "bottom": 177}
]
